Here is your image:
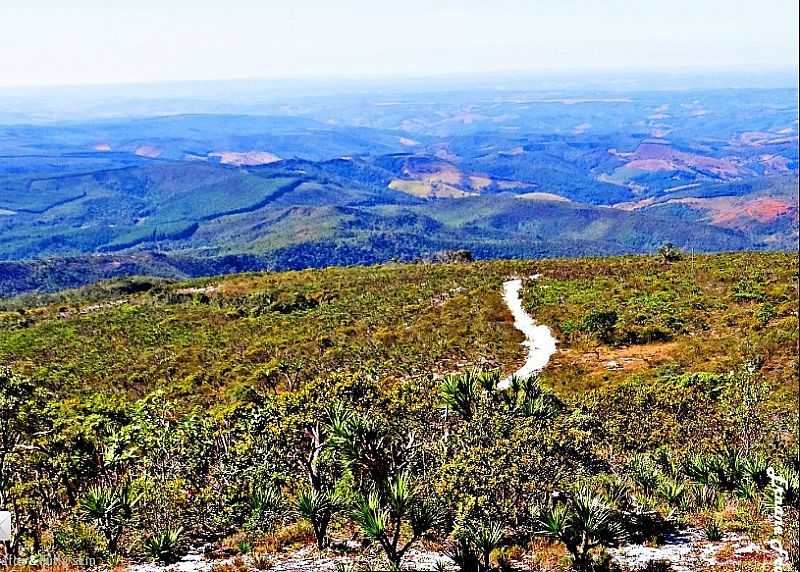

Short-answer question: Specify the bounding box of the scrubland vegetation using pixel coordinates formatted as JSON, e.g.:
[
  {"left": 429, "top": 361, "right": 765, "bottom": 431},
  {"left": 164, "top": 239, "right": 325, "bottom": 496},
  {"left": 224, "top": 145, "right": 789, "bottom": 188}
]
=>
[{"left": 0, "top": 252, "right": 797, "bottom": 571}]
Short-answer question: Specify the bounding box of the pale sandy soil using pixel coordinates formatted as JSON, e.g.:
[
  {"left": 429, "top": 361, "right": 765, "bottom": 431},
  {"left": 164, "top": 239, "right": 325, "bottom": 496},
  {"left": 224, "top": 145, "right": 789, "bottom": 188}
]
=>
[{"left": 499, "top": 277, "right": 557, "bottom": 389}]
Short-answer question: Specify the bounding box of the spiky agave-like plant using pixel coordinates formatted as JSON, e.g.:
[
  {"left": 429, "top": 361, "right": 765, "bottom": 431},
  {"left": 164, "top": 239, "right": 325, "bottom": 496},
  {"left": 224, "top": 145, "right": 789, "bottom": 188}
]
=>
[
  {"left": 537, "top": 487, "right": 626, "bottom": 572},
  {"left": 657, "top": 479, "right": 686, "bottom": 508},
  {"left": 351, "top": 473, "right": 441, "bottom": 569},
  {"left": 441, "top": 369, "right": 483, "bottom": 420},
  {"left": 684, "top": 453, "right": 718, "bottom": 486},
  {"left": 469, "top": 521, "right": 504, "bottom": 571},
  {"left": 629, "top": 454, "right": 664, "bottom": 495},
  {"left": 143, "top": 526, "right": 184, "bottom": 563},
  {"left": 503, "top": 374, "right": 562, "bottom": 420},
  {"left": 250, "top": 482, "right": 283, "bottom": 517},
  {"left": 457, "top": 521, "right": 505, "bottom": 572},
  {"left": 79, "top": 481, "right": 141, "bottom": 553},
  {"left": 742, "top": 453, "right": 770, "bottom": 489},
  {"left": 328, "top": 408, "right": 417, "bottom": 490},
  {"left": 295, "top": 489, "right": 340, "bottom": 549}
]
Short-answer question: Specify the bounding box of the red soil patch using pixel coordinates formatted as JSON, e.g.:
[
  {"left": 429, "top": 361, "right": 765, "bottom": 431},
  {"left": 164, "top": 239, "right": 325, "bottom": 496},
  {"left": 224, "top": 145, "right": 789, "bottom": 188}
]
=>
[
  {"left": 134, "top": 145, "right": 161, "bottom": 158},
  {"left": 735, "top": 198, "right": 793, "bottom": 223},
  {"left": 673, "top": 196, "right": 794, "bottom": 227},
  {"left": 626, "top": 142, "right": 741, "bottom": 177},
  {"left": 626, "top": 159, "right": 681, "bottom": 172}
]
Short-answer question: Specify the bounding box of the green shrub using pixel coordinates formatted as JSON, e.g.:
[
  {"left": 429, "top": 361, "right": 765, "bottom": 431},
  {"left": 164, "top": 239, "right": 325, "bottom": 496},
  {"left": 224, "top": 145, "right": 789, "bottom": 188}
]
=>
[
  {"left": 581, "top": 309, "right": 618, "bottom": 343},
  {"left": 143, "top": 526, "right": 184, "bottom": 563},
  {"left": 703, "top": 519, "right": 723, "bottom": 541},
  {"left": 52, "top": 519, "right": 108, "bottom": 560}
]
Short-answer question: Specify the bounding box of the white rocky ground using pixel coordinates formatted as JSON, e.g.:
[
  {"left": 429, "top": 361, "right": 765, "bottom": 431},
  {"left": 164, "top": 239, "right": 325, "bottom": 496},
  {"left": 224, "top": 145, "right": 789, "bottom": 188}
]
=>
[
  {"left": 127, "top": 529, "right": 776, "bottom": 572},
  {"left": 128, "top": 546, "right": 456, "bottom": 572},
  {"left": 611, "top": 528, "right": 774, "bottom": 571}
]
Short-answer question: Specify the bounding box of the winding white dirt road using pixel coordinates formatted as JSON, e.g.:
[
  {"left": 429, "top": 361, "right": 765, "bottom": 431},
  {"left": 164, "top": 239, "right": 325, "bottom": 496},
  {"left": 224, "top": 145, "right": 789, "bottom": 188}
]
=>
[{"left": 499, "top": 277, "right": 557, "bottom": 389}]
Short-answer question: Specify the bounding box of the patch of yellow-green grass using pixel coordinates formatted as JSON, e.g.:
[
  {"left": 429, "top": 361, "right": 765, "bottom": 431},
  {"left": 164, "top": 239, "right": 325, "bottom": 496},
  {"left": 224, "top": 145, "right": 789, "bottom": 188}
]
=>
[
  {"left": 388, "top": 179, "right": 476, "bottom": 199},
  {"left": 209, "top": 150, "right": 281, "bottom": 166},
  {"left": 388, "top": 179, "right": 432, "bottom": 197},
  {"left": 496, "top": 180, "right": 529, "bottom": 190},
  {"left": 429, "top": 183, "right": 476, "bottom": 198},
  {"left": 2, "top": 253, "right": 795, "bottom": 412}
]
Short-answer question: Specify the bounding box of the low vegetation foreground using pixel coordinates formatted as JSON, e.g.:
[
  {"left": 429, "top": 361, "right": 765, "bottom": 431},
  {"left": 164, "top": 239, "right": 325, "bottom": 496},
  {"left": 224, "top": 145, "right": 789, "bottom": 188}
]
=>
[{"left": 1, "top": 252, "right": 798, "bottom": 571}]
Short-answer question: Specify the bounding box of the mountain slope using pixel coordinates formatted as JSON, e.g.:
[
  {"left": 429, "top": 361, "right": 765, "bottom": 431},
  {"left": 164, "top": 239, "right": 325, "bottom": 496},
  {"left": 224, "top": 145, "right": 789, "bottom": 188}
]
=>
[
  {"left": 2, "top": 152, "right": 794, "bottom": 296},
  {"left": 0, "top": 199, "right": 756, "bottom": 297},
  {"left": 1, "top": 97, "right": 797, "bottom": 296}
]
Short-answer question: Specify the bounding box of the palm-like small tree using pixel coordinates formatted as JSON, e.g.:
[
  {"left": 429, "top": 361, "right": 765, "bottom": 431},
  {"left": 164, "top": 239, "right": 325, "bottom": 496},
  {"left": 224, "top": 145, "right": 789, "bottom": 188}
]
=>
[
  {"left": 503, "top": 375, "right": 562, "bottom": 420},
  {"left": 469, "top": 521, "right": 504, "bottom": 571},
  {"left": 442, "top": 370, "right": 562, "bottom": 422},
  {"left": 328, "top": 408, "right": 416, "bottom": 488},
  {"left": 441, "top": 370, "right": 482, "bottom": 420},
  {"left": 80, "top": 486, "right": 121, "bottom": 540},
  {"left": 251, "top": 482, "right": 283, "bottom": 517},
  {"left": 537, "top": 487, "right": 626, "bottom": 571},
  {"left": 449, "top": 521, "right": 504, "bottom": 572},
  {"left": 296, "top": 489, "right": 340, "bottom": 549},
  {"left": 658, "top": 242, "right": 683, "bottom": 263},
  {"left": 79, "top": 481, "right": 141, "bottom": 554},
  {"left": 742, "top": 454, "right": 769, "bottom": 488},
  {"left": 351, "top": 473, "right": 441, "bottom": 569}
]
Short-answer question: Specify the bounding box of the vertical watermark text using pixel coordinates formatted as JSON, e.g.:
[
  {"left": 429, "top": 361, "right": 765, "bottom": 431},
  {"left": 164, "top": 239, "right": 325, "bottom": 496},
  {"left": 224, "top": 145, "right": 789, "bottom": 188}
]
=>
[{"left": 766, "top": 467, "right": 789, "bottom": 572}]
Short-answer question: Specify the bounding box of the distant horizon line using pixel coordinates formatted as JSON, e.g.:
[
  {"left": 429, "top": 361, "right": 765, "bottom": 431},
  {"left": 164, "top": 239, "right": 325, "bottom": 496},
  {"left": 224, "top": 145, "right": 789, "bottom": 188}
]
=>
[{"left": 1, "top": 64, "right": 797, "bottom": 92}]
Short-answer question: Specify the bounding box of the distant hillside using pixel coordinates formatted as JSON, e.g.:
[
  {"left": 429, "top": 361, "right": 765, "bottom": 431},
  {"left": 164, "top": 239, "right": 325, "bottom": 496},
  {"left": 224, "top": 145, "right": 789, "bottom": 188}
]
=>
[
  {"left": 1, "top": 89, "right": 797, "bottom": 295},
  {"left": 0, "top": 150, "right": 795, "bottom": 296},
  {"left": 0, "top": 170, "right": 772, "bottom": 298}
]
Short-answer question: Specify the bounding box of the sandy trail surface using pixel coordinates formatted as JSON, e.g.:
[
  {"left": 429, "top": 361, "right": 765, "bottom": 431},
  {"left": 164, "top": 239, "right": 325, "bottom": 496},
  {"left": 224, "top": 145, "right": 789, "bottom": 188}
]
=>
[{"left": 499, "top": 277, "right": 557, "bottom": 389}]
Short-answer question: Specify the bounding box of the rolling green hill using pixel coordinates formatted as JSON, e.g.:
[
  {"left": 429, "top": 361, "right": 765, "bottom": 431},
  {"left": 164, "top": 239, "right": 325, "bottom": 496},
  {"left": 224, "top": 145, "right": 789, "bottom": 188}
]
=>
[
  {"left": 0, "top": 191, "right": 760, "bottom": 298},
  {"left": 3, "top": 152, "right": 795, "bottom": 297},
  {"left": 1, "top": 98, "right": 797, "bottom": 297}
]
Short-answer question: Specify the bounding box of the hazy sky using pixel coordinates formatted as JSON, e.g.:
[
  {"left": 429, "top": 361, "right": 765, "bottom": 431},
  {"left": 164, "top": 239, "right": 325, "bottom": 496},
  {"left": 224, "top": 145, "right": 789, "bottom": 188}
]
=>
[{"left": 1, "top": 0, "right": 797, "bottom": 87}]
